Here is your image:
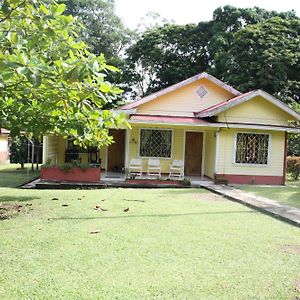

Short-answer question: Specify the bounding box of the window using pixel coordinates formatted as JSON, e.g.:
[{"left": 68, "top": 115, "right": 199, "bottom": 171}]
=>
[
  {"left": 235, "top": 133, "right": 269, "bottom": 164},
  {"left": 140, "top": 129, "right": 172, "bottom": 158}
]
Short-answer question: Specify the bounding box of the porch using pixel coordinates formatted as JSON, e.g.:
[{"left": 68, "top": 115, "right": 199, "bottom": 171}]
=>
[
  {"left": 28, "top": 171, "right": 214, "bottom": 189},
  {"left": 43, "top": 121, "right": 219, "bottom": 181}
]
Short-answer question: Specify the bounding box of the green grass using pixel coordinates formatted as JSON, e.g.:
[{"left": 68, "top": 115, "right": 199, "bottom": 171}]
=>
[
  {"left": 239, "top": 180, "right": 300, "bottom": 209},
  {"left": 0, "top": 187, "right": 300, "bottom": 299},
  {"left": 0, "top": 163, "right": 39, "bottom": 187}
]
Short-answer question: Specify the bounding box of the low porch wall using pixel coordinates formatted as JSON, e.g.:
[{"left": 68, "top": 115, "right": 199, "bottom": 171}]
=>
[
  {"left": 41, "top": 167, "right": 101, "bottom": 182},
  {"left": 216, "top": 174, "right": 285, "bottom": 185}
]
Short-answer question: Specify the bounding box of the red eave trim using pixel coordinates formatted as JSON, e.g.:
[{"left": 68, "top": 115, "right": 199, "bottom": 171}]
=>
[{"left": 129, "top": 114, "right": 210, "bottom": 124}]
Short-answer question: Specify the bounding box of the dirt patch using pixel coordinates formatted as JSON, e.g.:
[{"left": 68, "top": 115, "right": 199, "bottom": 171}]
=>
[
  {"left": 0, "top": 203, "right": 28, "bottom": 220},
  {"left": 282, "top": 244, "right": 300, "bottom": 255},
  {"left": 294, "top": 279, "right": 300, "bottom": 292}
]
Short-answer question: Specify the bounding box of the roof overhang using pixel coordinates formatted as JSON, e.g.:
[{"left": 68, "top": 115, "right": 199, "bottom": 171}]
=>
[
  {"left": 128, "top": 115, "right": 300, "bottom": 132},
  {"left": 194, "top": 90, "right": 300, "bottom": 121},
  {"left": 119, "top": 72, "right": 241, "bottom": 110}
]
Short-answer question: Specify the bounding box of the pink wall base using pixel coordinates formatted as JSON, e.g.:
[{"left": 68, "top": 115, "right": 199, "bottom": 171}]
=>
[
  {"left": 216, "top": 174, "right": 284, "bottom": 185},
  {"left": 41, "top": 167, "right": 101, "bottom": 182}
]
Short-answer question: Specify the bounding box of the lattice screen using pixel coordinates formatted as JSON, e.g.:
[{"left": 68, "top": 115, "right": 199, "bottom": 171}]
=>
[
  {"left": 235, "top": 133, "right": 269, "bottom": 164},
  {"left": 140, "top": 129, "right": 172, "bottom": 158}
]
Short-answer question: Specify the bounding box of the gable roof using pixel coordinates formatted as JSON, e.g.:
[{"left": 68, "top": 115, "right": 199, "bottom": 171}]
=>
[
  {"left": 120, "top": 72, "right": 241, "bottom": 110},
  {"left": 194, "top": 90, "right": 300, "bottom": 121}
]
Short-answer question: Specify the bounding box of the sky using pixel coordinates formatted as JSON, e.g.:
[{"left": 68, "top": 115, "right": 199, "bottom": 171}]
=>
[{"left": 115, "top": 0, "right": 300, "bottom": 29}]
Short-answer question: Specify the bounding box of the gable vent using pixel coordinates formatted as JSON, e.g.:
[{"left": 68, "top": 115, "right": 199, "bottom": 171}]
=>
[{"left": 195, "top": 86, "right": 208, "bottom": 98}]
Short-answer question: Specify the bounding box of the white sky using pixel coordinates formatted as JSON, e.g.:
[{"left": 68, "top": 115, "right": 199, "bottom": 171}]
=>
[{"left": 115, "top": 0, "right": 300, "bottom": 29}]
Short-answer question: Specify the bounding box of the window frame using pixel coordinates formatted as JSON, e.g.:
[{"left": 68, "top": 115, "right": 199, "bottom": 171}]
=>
[
  {"left": 233, "top": 132, "right": 271, "bottom": 167},
  {"left": 138, "top": 128, "right": 173, "bottom": 159}
]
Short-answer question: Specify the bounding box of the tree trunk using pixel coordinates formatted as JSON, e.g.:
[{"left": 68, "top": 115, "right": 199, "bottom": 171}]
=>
[
  {"left": 36, "top": 141, "right": 39, "bottom": 170},
  {"left": 30, "top": 140, "right": 34, "bottom": 171}
]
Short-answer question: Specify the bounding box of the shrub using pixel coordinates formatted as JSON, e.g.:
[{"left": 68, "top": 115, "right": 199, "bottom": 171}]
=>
[{"left": 286, "top": 156, "right": 300, "bottom": 180}]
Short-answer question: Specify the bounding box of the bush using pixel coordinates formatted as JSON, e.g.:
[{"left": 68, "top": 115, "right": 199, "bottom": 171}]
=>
[{"left": 287, "top": 156, "right": 300, "bottom": 180}]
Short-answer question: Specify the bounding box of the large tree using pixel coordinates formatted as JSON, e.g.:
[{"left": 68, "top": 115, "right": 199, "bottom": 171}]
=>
[
  {"left": 124, "top": 6, "right": 298, "bottom": 100},
  {"left": 63, "top": 0, "right": 131, "bottom": 59},
  {"left": 213, "top": 16, "right": 300, "bottom": 104},
  {"left": 0, "top": 0, "right": 126, "bottom": 148}
]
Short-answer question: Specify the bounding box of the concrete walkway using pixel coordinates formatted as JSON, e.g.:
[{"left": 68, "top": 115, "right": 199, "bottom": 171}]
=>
[{"left": 201, "top": 183, "right": 300, "bottom": 228}]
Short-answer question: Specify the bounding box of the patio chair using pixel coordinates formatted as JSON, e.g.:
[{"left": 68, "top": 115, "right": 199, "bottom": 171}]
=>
[
  {"left": 169, "top": 160, "right": 184, "bottom": 180},
  {"left": 147, "top": 158, "right": 161, "bottom": 179},
  {"left": 128, "top": 158, "right": 142, "bottom": 178}
]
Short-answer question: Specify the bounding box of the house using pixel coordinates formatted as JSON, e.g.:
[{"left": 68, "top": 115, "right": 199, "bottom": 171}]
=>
[
  {"left": 43, "top": 72, "right": 300, "bottom": 184},
  {"left": 0, "top": 128, "right": 9, "bottom": 163}
]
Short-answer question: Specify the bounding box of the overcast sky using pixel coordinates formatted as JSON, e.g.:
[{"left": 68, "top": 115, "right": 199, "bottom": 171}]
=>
[{"left": 115, "top": 0, "right": 300, "bottom": 29}]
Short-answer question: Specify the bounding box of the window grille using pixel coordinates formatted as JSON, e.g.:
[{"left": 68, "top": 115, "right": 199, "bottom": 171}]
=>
[
  {"left": 195, "top": 86, "right": 208, "bottom": 98},
  {"left": 235, "top": 133, "right": 269, "bottom": 164},
  {"left": 140, "top": 129, "right": 172, "bottom": 158}
]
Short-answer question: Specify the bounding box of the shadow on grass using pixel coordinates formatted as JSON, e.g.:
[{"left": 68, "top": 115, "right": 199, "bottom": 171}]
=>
[
  {"left": 0, "top": 196, "right": 40, "bottom": 202},
  {"left": 158, "top": 189, "right": 208, "bottom": 195},
  {"left": 49, "top": 210, "right": 257, "bottom": 221}
]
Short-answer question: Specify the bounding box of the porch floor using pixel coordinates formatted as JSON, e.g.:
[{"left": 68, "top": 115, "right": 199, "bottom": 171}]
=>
[{"left": 22, "top": 172, "right": 214, "bottom": 189}]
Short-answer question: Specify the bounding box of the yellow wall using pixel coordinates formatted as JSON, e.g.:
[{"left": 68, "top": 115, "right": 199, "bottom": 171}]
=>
[
  {"left": 217, "top": 128, "right": 285, "bottom": 176},
  {"left": 44, "top": 136, "right": 105, "bottom": 166},
  {"left": 204, "top": 130, "right": 216, "bottom": 178},
  {"left": 218, "top": 96, "right": 295, "bottom": 126},
  {"left": 128, "top": 124, "right": 184, "bottom": 173},
  {"left": 136, "top": 78, "right": 233, "bottom": 117}
]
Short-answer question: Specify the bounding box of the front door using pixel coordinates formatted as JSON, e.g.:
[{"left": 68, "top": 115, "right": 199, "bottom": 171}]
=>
[
  {"left": 107, "top": 129, "right": 125, "bottom": 171},
  {"left": 184, "top": 132, "right": 203, "bottom": 176}
]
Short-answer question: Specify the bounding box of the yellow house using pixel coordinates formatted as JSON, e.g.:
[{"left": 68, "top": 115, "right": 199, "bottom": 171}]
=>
[
  {"left": 43, "top": 72, "right": 300, "bottom": 184},
  {"left": 0, "top": 128, "right": 9, "bottom": 163}
]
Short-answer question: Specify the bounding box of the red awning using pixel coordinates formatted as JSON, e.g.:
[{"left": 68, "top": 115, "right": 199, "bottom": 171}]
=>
[{"left": 130, "top": 114, "right": 210, "bottom": 124}]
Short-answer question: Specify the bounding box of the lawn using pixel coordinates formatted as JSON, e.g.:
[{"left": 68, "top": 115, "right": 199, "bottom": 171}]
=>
[
  {"left": 0, "top": 163, "right": 40, "bottom": 187},
  {"left": 239, "top": 180, "right": 300, "bottom": 209},
  {"left": 0, "top": 187, "right": 300, "bottom": 299}
]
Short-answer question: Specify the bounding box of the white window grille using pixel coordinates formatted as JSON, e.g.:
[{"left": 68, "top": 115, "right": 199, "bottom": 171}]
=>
[
  {"left": 195, "top": 86, "right": 208, "bottom": 98},
  {"left": 140, "top": 129, "right": 172, "bottom": 158},
  {"left": 235, "top": 133, "right": 269, "bottom": 164}
]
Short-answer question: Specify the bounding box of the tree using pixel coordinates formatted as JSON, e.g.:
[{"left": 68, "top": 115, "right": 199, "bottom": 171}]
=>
[
  {"left": 124, "top": 6, "right": 298, "bottom": 99},
  {"left": 213, "top": 16, "right": 300, "bottom": 104},
  {"left": 124, "top": 22, "right": 212, "bottom": 97},
  {"left": 62, "top": 0, "right": 131, "bottom": 59},
  {"left": 0, "top": 0, "right": 126, "bottom": 148}
]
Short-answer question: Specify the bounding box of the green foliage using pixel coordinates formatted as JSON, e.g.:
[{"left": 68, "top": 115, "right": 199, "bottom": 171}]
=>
[
  {"left": 217, "top": 17, "right": 300, "bottom": 104},
  {"left": 0, "top": 0, "right": 127, "bottom": 148},
  {"left": 10, "top": 136, "right": 28, "bottom": 168},
  {"left": 287, "top": 156, "right": 300, "bottom": 180},
  {"left": 124, "top": 5, "right": 299, "bottom": 103},
  {"left": 62, "top": 0, "right": 131, "bottom": 59}
]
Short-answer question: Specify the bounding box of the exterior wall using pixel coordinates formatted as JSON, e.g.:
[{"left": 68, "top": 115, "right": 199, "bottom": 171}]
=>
[
  {"left": 128, "top": 124, "right": 184, "bottom": 173},
  {"left": 43, "top": 135, "right": 105, "bottom": 167},
  {"left": 0, "top": 135, "right": 9, "bottom": 162},
  {"left": 127, "top": 124, "right": 215, "bottom": 176},
  {"left": 216, "top": 128, "right": 285, "bottom": 184},
  {"left": 204, "top": 130, "right": 216, "bottom": 179},
  {"left": 136, "top": 78, "right": 234, "bottom": 117},
  {"left": 217, "top": 96, "right": 294, "bottom": 126}
]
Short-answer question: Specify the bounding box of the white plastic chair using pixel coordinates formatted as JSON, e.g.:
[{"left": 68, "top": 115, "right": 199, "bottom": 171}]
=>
[
  {"left": 147, "top": 158, "right": 161, "bottom": 179},
  {"left": 169, "top": 160, "right": 184, "bottom": 180},
  {"left": 128, "top": 158, "right": 142, "bottom": 178}
]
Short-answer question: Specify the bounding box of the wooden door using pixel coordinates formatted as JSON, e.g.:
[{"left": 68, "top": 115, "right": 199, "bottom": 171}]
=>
[
  {"left": 184, "top": 132, "right": 203, "bottom": 176},
  {"left": 107, "top": 129, "right": 125, "bottom": 171}
]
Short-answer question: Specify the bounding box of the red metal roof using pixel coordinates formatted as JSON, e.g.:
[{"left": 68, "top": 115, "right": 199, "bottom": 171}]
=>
[
  {"left": 194, "top": 91, "right": 255, "bottom": 116},
  {"left": 130, "top": 114, "right": 210, "bottom": 124}
]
